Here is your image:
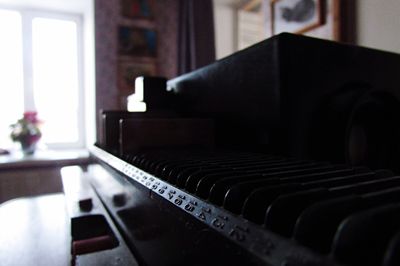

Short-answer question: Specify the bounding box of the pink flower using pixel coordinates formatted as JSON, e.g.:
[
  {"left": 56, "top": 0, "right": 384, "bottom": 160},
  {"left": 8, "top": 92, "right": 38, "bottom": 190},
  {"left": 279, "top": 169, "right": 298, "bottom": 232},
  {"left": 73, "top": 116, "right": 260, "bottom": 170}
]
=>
[{"left": 23, "top": 111, "right": 40, "bottom": 124}]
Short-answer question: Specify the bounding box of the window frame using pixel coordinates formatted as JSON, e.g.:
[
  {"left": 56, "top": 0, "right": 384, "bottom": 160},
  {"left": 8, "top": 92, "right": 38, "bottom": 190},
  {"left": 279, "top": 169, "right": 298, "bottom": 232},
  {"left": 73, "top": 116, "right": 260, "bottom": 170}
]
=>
[{"left": 0, "top": 6, "right": 86, "bottom": 149}]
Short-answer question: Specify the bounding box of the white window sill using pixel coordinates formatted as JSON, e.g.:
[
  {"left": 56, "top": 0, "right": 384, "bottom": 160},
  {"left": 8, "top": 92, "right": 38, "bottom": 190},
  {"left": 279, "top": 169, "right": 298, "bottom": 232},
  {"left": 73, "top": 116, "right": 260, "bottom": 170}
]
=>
[{"left": 0, "top": 149, "right": 92, "bottom": 170}]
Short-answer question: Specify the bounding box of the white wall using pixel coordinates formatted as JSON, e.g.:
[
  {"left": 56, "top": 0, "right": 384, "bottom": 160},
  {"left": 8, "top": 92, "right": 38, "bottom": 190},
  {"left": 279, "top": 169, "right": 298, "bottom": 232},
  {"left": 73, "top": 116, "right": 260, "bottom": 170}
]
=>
[
  {"left": 356, "top": 0, "right": 400, "bottom": 53},
  {"left": 213, "top": 0, "right": 239, "bottom": 59}
]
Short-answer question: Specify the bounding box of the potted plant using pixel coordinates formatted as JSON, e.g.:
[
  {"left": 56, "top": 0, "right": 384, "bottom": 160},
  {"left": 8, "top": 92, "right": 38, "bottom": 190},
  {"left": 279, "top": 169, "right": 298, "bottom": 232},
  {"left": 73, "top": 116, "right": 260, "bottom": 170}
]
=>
[{"left": 10, "top": 111, "right": 42, "bottom": 155}]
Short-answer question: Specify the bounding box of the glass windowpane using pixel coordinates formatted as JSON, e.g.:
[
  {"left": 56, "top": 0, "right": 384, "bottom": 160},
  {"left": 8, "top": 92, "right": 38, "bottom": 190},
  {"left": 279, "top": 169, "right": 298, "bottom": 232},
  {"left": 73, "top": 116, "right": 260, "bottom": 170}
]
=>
[
  {"left": 32, "top": 17, "right": 80, "bottom": 144},
  {"left": 0, "top": 9, "right": 24, "bottom": 148}
]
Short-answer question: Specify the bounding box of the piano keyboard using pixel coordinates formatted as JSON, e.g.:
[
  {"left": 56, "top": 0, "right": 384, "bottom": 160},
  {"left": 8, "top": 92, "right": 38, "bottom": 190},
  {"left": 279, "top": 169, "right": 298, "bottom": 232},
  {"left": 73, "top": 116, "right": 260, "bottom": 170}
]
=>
[{"left": 92, "top": 146, "right": 400, "bottom": 266}]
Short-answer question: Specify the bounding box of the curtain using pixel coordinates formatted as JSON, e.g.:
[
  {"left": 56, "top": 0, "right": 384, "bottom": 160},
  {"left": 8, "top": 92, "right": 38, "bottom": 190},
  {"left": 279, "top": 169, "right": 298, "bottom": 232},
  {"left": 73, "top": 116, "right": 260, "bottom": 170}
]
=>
[{"left": 178, "top": 0, "right": 216, "bottom": 75}]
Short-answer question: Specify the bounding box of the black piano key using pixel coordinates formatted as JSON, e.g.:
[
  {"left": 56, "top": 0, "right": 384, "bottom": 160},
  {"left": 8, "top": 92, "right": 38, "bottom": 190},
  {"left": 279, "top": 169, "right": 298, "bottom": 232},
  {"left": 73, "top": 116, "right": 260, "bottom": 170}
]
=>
[
  {"left": 195, "top": 160, "right": 310, "bottom": 200},
  {"left": 200, "top": 153, "right": 269, "bottom": 165},
  {"left": 175, "top": 167, "right": 206, "bottom": 187},
  {"left": 246, "top": 164, "right": 339, "bottom": 181},
  {"left": 130, "top": 154, "right": 144, "bottom": 165},
  {"left": 195, "top": 172, "right": 234, "bottom": 199},
  {"left": 206, "top": 165, "right": 346, "bottom": 205},
  {"left": 226, "top": 183, "right": 303, "bottom": 215},
  {"left": 332, "top": 204, "right": 400, "bottom": 266},
  {"left": 129, "top": 154, "right": 142, "bottom": 164},
  {"left": 149, "top": 150, "right": 204, "bottom": 171},
  {"left": 153, "top": 160, "right": 180, "bottom": 178},
  {"left": 286, "top": 168, "right": 370, "bottom": 185},
  {"left": 165, "top": 161, "right": 217, "bottom": 180},
  {"left": 143, "top": 151, "right": 180, "bottom": 168},
  {"left": 223, "top": 165, "right": 335, "bottom": 214},
  {"left": 264, "top": 188, "right": 342, "bottom": 237},
  {"left": 160, "top": 159, "right": 204, "bottom": 179},
  {"left": 209, "top": 174, "right": 270, "bottom": 205},
  {"left": 301, "top": 170, "right": 379, "bottom": 187},
  {"left": 382, "top": 231, "right": 400, "bottom": 266},
  {"left": 227, "top": 177, "right": 296, "bottom": 211},
  {"left": 229, "top": 156, "right": 286, "bottom": 166},
  {"left": 244, "top": 162, "right": 324, "bottom": 175},
  {"left": 175, "top": 167, "right": 208, "bottom": 185},
  {"left": 294, "top": 187, "right": 400, "bottom": 254},
  {"left": 121, "top": 153, "right": 133, "bottom": 162},
  {"left": 160, "top": 161, "right": 195, "bottom": 176},
  {"left": 185, "top": 169, "right": 243, "bottom": 193},
  {"left": 148, "top": 159, "right": 177, "bottom": 175},
  {"left": 329, "top": 174, "right": 400, "bottom": 194},
  {"left": 208, "top": 174, "right": 264, "bottom": 205},
  {"left": 229, "top": 158, "right": 300, "bottom": 170},
  {"left": 242, "top": 171, "right": 390, "bottom": 224},
  {"left": 280, "top": 167, "right": 369, "bottom": 182},
  {"left": 167, "top": 163, "right": 209, "bottom": 184},
  {"left": 140, "top": 150, "right": 203, "bottom": 176},
  {"left": 132, "top": 152, "right": 151, "bottom": 168},
  {"left": 224, "top": 165, "right": 354, "bottom": 216},
  {"left": 294, "top": 194, "right": 362, "bottom": 253},
  {"left": 180, "top": 156, "right": 284, "bottom": 186},
  {"left": 146, "top": 156, "right": 183, "bottom": 175},
  {"left": 209, "top": 167, "right": 361, "bottom": 206},
  {"left": 263, "top": 173, "right": 390, "bottom": 237},
  {"left": 213, "top": 156, "right": 280, "bottom": 167},
  {"left": 242, "top": 185, "right": 323, "bottom": 224}
]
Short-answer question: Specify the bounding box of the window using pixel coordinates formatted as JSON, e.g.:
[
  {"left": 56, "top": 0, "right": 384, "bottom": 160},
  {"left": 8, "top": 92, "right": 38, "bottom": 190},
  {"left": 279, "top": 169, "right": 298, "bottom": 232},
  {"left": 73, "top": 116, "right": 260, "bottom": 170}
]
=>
[
  {"left": 0, "top": 10, "right": 24, "bottom": 149},
  {"left": 0, "top": 8, "right": 85, "bottom": 149}
]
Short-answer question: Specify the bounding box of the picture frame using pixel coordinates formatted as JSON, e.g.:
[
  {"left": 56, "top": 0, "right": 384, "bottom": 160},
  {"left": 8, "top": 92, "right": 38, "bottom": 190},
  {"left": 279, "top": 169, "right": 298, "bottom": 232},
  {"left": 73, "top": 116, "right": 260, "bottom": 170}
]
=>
[
  {"left": 120, "top": 0, "right": 155, "bottom": 19},
  {"left": 118, "top": 26, "right": 157, "bottom": 57},
  {"left": 241, "top": 0, "right": 263, "bottom": 12},
  {"left": 271, "top": 0, "right": 325, "bottom": 35},
  {"left": 118, "top": 60, "right": 156, "bottom": 94}
]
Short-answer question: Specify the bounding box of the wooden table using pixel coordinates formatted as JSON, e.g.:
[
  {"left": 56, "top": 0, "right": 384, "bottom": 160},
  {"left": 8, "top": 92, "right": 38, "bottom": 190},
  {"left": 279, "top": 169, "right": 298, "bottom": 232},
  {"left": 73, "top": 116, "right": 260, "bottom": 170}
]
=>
[{"left": 0, "top": 193, "right": 70, "bottom": 266}]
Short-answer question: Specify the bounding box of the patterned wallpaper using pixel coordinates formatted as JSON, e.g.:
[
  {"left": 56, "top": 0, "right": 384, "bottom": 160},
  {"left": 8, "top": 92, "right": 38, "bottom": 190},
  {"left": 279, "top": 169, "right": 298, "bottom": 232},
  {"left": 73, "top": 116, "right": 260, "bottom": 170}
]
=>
[
  {"left": 94, "top": 0, "right": 179, "bottom": 138},
  {"left": 95, "top": 0, "right": 119, "bottom": 112},
  {"left": 154, "top": 0, "right": 179, "bottom": 79}
]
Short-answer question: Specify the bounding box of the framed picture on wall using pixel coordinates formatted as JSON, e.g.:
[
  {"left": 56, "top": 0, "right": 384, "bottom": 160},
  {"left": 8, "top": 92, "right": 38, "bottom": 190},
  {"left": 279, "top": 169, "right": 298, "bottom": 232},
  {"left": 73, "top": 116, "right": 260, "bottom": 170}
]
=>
[
  {"left": 271, "top": 0, "right": 325, "bottom": 35},
  {"left": 118, "top": 26, "right": 157, "bottom": 57},
  {"left": 120, "top": 0, "right": 155, "bottom": 19},
  {"left": 118, "top": 60, "right": 156, "bottom": 94}
]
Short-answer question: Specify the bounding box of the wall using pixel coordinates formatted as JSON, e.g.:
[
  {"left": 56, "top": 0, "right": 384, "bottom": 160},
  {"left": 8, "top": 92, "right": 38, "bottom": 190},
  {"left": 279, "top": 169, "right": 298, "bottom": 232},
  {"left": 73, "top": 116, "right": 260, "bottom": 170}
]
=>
[
  {"left": 94, "top": 0, "right": 120, "bottom": 114},
  {"left": 214, "top": 0, "right": 400, "bottom": 58},
  {"left": 154, "top": 0, "right": 179, "bottom": 79},
  {"left": 213, "top": 0, "right": 238, "bottom": 59},
  {"left": 356, "top": 0, "right": 400, "bottom": 53},
  {"left": 95, "top": 0, "right": 179, "bottom": 120}
]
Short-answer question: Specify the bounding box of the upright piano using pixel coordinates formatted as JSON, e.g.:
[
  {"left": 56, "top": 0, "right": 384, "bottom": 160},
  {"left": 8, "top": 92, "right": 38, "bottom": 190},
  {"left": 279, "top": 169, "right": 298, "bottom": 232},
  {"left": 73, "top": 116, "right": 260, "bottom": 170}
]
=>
[{"left": 64, "top": 33, "right": 400, "bottom": 266}]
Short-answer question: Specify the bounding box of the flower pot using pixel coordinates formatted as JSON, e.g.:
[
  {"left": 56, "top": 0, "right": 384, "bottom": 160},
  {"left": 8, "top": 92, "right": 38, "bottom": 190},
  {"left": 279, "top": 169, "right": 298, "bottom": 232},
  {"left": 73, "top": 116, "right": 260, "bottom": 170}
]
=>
[
  {"left": 10, "top": 111, "right": 42, "bottom": 154},
  {"left": 20, "top": 140, "right": 38, "bottom": 155}
]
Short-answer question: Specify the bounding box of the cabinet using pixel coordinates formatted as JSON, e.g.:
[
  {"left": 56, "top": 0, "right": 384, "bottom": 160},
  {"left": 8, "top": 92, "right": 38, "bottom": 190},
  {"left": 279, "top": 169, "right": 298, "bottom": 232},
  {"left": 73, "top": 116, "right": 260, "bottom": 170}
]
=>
[
  {"left": 0, "top": 168, "right": 63, "bottom": 204},
  {"left": 0, "top": 150, "right": 91, "bottom": 204}
]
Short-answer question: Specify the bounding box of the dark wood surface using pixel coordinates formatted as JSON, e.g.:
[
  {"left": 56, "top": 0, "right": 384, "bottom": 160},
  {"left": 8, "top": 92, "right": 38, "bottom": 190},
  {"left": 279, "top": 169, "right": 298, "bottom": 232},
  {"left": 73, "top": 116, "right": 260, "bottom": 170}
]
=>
[{"left": 0, "top": 193, "right": 70, "bottom": 266}]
